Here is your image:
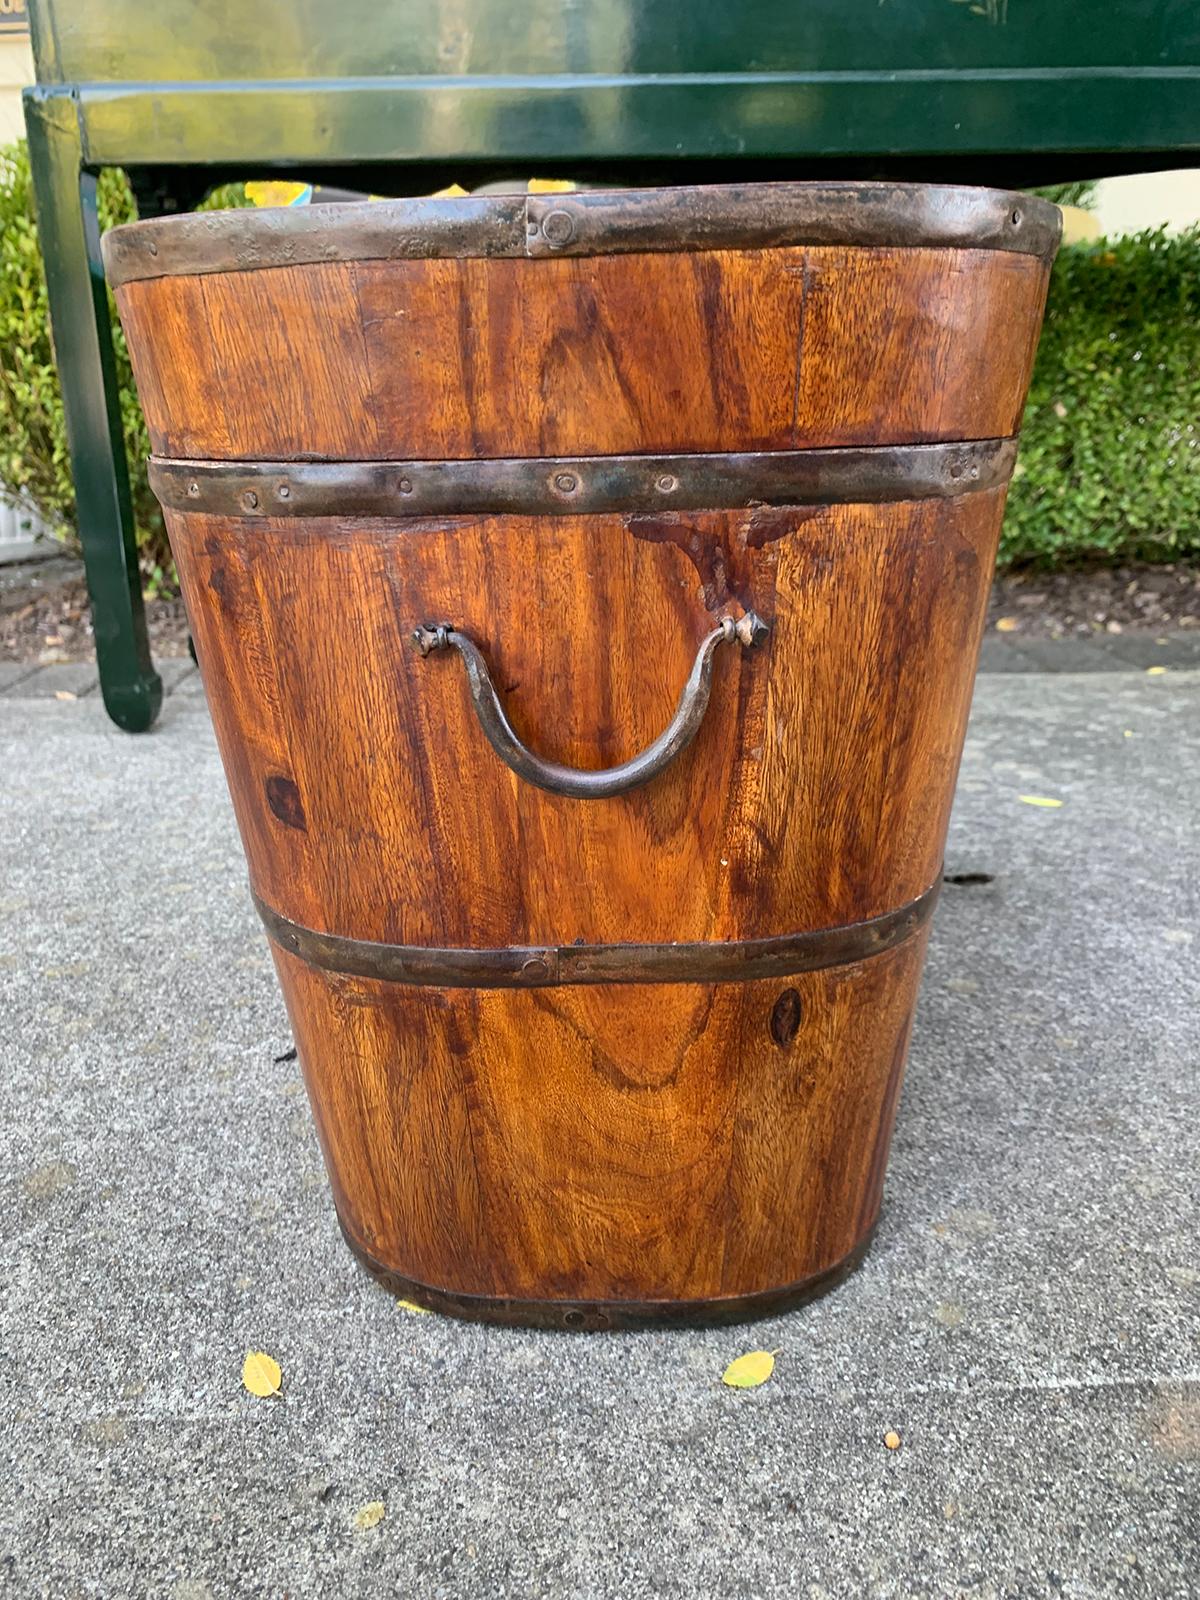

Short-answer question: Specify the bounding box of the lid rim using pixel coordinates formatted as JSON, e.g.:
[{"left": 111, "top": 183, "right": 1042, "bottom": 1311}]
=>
[{"left": 102, "top": 181, "right": 1061, "bottom": 285}]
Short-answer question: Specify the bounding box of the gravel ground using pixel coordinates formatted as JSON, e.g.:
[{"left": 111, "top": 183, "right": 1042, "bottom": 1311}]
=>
[
  {"left": 1, "top": 670, "right": 1197, "bottom": 1598},
  {"left": 986, "top": 562, "right": 1200, "bottom": 639}
]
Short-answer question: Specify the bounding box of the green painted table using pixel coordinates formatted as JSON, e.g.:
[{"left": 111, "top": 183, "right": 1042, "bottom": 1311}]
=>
[{"left": 23, "top": 0, "right": 1200, "bottom": 729}]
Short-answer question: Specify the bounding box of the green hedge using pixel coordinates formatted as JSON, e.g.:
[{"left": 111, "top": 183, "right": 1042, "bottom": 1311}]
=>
[
  {"left": 1032, "top": 180, "right": 1099, "bottom": 211},
  {"left": 1, "top": 139, "right": 1198, "bottom": 579},
  {"left": 0, "top": 145, "right": 246, "bottom": 589},
  {"left": 1004, "top": 226, "right": 1200, "bottom": 565},
  {"left": 0, "top": 143, "right": 170, "bottom": 579}
]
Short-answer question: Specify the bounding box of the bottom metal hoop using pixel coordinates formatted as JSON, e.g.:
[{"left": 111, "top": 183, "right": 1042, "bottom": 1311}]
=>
[{"left": 338, "top": 1213, "right": 876, "bottom": 1331}]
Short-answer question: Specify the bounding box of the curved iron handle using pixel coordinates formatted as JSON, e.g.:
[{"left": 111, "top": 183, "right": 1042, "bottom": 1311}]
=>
[{"left": 411, "top": 611, "right": 769, "bottom": 799}]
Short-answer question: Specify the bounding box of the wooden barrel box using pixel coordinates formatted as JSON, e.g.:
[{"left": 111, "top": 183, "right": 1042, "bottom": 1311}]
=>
[{"left": 104, "top": 183, "right": 1059, "bottom": 1328}]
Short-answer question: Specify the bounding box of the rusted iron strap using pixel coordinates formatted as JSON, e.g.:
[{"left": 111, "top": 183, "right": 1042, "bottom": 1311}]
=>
[
  {"left": 150, "top": 439, "right": 1016, "bottom": 519},
  {"left": 253, "top": 881, "right": 939, "bottom": 989},
  {"left": 339, "top": 1215, "right": 877, "bottom": 1331},
  {"left": 102, "top": 182, "right": 1060, "bottom": 284}
]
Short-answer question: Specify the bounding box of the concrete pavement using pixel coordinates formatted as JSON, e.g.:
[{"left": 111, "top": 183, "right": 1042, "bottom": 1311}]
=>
[{"left": 1, "top": 664, "right": 1197, "bottom": 1598}]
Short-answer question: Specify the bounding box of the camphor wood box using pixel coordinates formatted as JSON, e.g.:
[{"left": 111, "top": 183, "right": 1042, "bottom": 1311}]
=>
[{"left": 104, "top": 183, "right": 1059, "bottom": 1328}]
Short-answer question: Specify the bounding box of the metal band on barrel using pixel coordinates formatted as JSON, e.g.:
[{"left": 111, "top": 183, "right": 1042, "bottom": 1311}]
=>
[
  {"left": 102, "top": 183, "right": 1061, "bottom": 284},
  {"left": 253, "top": 881, "right": 938, "bottom": 990},
  {"left": 150, "top": 439, "right": 1016, "bottom": 520},
  {"left": 339, "top": 1216, "right": 877, "bottom": 1331}
]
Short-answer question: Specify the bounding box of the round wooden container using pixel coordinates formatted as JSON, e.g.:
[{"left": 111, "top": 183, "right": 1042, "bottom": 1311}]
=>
[{"left": 105, "top": 183, "right": 1059, "bottom": 1327}]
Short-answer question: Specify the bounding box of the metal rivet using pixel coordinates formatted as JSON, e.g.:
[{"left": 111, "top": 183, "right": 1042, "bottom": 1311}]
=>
[
  {"left": 186, "top": 481, "right": 200, "bottom": 498},
  {"left": 970, "top": 465, "right": 980, "bottom": 479},
  {"left": 399, "top": 477, "right": 414, "bottom": 495},
  {"left": 1010, "top": 208, "right": 1022, "bottom": 227},
  {"left": 656, "top": 474, "right": 679, "bottom": 494},
  {"left": 276, "top": 483, "right": 290, "bottom": 500},
  {"left": 241, "top": 490, "right": 259, "bottom": 511},
  {"left": 147, "top": 240, "right": 158, "bottom": 256},
  {"left": 552, "top": 472, "right": 579, "bottom": 495},
  {"left": 521, "top": 956, "right": 551, "bottom": 980},
  {"left": 736, "top": 611, "right": 770, "bottom": 649},
  {"left": 948, "top": 461, "right": 963, "bottom": 479},
  {"left": 563, "top": 1309, "right": 586, "bottom": 1328},
  {"left": 541, "top": 209, "right": 576, "bottom": 247}
]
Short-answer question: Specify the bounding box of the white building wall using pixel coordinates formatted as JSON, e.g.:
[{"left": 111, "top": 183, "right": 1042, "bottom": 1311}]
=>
[
  {"left": 0, "top": 35, "right": 32, "bottom": 145},
  {"left": 1092, "top": 170, "right": 1200, "bottom": 237}
]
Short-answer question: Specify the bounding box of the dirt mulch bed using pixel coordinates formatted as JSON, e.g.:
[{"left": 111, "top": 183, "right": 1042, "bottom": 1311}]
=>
[
  {"left": 987, "top": 562, "right": 1200, "bottom": 639},
  {"left": 0, "top": 556, "right": 190, "bottom": 664},
  {"left": 4, "top": 552, "right": 1199, "bottom": 664}
]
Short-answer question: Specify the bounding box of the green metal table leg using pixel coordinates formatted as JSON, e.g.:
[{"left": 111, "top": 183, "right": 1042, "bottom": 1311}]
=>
[{"left": 24, "top": 89, "right": 162, "bottom": 732}]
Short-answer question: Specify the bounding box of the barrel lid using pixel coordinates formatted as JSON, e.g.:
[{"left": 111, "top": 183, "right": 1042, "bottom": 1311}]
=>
[{"left": 102, "top": 181, "right": 1061, "bottom": 286}]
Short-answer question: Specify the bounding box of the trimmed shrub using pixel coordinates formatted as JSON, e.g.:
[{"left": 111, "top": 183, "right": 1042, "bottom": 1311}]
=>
[
  {"left": 1004, "top": 228, "right": 1200, "bottom": 566},
  {"left": 0, "top": 143, "right": 247, "bottom": 590},
  {"left": 0, "top": 143, "right": 169, "bottom": 577},
  {"left": 1032, "top": 181, "right": 1099, "bottom": 211}
]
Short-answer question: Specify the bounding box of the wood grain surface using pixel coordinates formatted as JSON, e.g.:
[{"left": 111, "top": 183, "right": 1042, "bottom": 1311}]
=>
[
  {"left": 162, "top": 486, "right": 1000, "bottom": 1314},
  {"left": 117, "top": 245, "right": 1049, "bottom": 461},
  {"left": 273, "top": 931, "right": 927, "bottom": 1304},
  {"left": 166, "top": 487, "right": 1003, "bottom": 948}
]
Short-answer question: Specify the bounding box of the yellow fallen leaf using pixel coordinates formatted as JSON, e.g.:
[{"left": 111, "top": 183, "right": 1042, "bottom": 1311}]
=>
[
  {"left": 1145, "top": 665, "right": 1168, "bottom": 676},
  {"left": 395, "top": 1298, "right": 430, "bottom": 1315},
  {"left": 54, "top": 690, "right": 77, "bottom": 702},
  {"left": 1018, "top": 795, "right": 1063, "bottom": 808},
  {"left": 884, "top": 1430, "right": 902, "bottom": 1450},
  {"left": 721, "top": 1350, "right": 776, "bottom": 1388},
  {"left": 1123, "top": 730, "right": 1134, "bottom": 738},
  {"left": 994, "top": 616, "right": 1020, "bottom": 633},
  {"left": 241, "top": 1350, "right": 282, "bottom": 1398},
  {"left": 354, "top": 1501, "right": 386, "bottom": 1531},
  {"left": 528, "top": 178, "right": 577, "bottom": 194},
  {"left": 429, "top": 183, "right": 469, "bottom": 198}
]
